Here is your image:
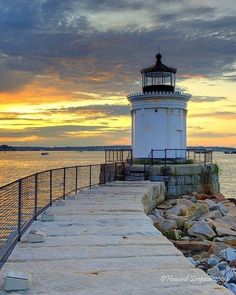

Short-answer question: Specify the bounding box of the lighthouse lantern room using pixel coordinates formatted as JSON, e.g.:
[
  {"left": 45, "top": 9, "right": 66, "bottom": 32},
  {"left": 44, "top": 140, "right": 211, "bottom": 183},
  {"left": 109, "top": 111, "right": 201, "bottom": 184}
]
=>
[{"left": 127, "top": 52, "right": 191, "bottom": 159}]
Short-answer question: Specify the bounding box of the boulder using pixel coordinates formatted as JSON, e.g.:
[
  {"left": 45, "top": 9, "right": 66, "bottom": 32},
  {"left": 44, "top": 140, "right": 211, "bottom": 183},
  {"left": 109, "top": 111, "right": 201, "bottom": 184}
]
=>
[
  {"left": 180, "top": 203, "right": 209, "bottom": 220},
  {"left": 176, "top": 198, "right": 193, "bottom": 207},
  {"left": 208, "top": 256, "right": 221, "bottom": 267},
  {"left": 167, "top": 205, "right": 187, "bottom": 216},
  {"left": 206, "top": 219, "right": 236, "bottom": 237},
  {"left": 172, "top": 240, "right": 212, "bottom": 254},
  {"left": 183, "top": 220, "right": 196, "bottom": 231},
  {"left": 209, "top": 242, "right": 228, "bottom": 256},
  {"left": 221, "top": 237, "right": 236, "bottom": 247},
  {"left": 156, "top": 200, "right": 176, "bottom": 210},
  {"left": 211, "top": 203, "right": 229, "bottom": 216},
  {"left": 196, "top": 193, "right": 210, "bottom": 200},
  {"left": 188, "top": 221, "right": 216, "bottom": 240},
  {"left": 204, "top": 199, "right": 217, "bottom": 210},
  {"left": 220, "top": 247, "right": 236, "bottom": 262},
  {"left": 211, "top": 193, "right": 226, "bottom": 202},
  {"left": 154, "top": 218, "right": 177, "bottom": 232},
  {"left": 199, "top": 210, "right": 223, "bottom": 221},
  {"left": 148, "top": 214, "right": 162, "bottom": 225},
  {"left": 165, "top": 213, "right": 186, "bottom": 228},
  {"left": 207, "top": 266, "right": 226, "bottom": 283},
  {"left": 152, "top": 209, "right": 164, "bottom": 218}
]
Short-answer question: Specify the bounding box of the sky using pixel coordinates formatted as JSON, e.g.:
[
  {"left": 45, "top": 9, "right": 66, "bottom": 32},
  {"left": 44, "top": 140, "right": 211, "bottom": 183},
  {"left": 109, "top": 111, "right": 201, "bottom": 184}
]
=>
[{"left": 0, "top": 0, "right": 235, "bottom": 147}]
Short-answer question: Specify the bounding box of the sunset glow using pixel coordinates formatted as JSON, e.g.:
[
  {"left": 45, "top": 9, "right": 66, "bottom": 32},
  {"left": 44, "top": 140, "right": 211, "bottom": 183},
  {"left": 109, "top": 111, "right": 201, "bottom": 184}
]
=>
[{"left": 0, "top": 0, "right": 235, "bottom": 147}]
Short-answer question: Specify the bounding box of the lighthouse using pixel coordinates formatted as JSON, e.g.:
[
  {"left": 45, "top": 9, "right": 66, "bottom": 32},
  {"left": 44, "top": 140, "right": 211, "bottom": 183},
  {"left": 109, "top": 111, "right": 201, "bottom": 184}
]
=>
[{"left": 127, "top": 52, "right": 191, "bottom": 159}]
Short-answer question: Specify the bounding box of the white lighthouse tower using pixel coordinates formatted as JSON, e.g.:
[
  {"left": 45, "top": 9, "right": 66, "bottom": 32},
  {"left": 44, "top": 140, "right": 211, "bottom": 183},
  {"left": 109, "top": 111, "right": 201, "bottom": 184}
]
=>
[{"left": 127, "top": 52, "right": 191, "bottom": 159}]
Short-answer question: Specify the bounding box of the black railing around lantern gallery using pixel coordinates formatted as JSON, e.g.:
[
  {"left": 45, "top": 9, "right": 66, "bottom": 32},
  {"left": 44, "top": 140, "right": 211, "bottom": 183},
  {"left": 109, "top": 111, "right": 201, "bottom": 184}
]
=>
[{"left": 0, "top": 162, "right": 119, "bottom": 269}]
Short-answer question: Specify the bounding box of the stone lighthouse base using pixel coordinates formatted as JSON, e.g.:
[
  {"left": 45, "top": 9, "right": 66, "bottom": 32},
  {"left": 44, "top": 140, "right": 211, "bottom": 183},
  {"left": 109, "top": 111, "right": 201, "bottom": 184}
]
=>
[{"left": 126, "top": 164, "right": 220, "bottom": 198}]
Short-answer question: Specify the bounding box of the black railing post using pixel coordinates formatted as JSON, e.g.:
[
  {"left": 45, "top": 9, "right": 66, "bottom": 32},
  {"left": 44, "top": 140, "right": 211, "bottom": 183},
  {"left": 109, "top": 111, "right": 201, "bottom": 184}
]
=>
[
  {"left": 151, "top": 149, "right": 153, "bottom": 165},
  {"left": 114, "top": 162, "right": 117, "bottom": 181},
  {"left": 89, "top": 165, "right": 92, "bottom": 189},
  {"left": 165, "top": 149, "right": 167, "bottom": 167},
  {"left": 18, "top": 179, "right": 22, "bottom": 241},
  {"left": 204, "top": 151, "right": 207, "bottom": 166},
  {"left": 50, "top": 170, "right": 52, "bottom": 206},
  {"left": 75, "top": 166, "right": 78, "bottom": 193},
  {"left": 63, "top": 168, "right": 66, "bottom": 200},
  {"left": 103, "top": 164, "right": 106, "bottom": 184},
  {"left": 34, "top": 173, "right": 38, "bottom": 220}
]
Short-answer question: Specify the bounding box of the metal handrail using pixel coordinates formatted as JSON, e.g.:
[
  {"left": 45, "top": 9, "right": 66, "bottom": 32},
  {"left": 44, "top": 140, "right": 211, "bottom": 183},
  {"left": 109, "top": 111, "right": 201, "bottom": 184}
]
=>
[
  {"left": 150, "top": 148, "right": 213, "bottom": 166},
  {"left": 0, "top": 162, "right": 119, "bottom": 269}
]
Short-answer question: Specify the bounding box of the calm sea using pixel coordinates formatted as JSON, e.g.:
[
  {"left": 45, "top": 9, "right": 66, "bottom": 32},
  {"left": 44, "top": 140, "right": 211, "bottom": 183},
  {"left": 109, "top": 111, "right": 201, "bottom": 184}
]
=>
[{"left": 0, "top": 151, "right": 235, "bottom": 198}]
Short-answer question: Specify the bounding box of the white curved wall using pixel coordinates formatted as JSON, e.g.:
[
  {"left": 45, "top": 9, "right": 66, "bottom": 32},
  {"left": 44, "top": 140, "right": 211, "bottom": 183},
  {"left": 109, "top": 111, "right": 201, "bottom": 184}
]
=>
[{"left": 127, "top": 93, "right": 190, "bottom": 158}]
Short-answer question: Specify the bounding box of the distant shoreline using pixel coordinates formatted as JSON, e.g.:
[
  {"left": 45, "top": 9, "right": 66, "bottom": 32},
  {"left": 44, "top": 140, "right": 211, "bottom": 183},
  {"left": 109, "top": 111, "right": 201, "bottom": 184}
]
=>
[{"left": 0, "top": 145, "right": 235, "bottom": 152}]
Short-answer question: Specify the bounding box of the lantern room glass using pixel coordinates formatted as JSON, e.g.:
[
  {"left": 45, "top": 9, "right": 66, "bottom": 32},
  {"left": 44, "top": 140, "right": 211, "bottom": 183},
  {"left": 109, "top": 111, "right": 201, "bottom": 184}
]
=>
[{"left": 142, "top": 71, "right": 175, "bottom": 90}]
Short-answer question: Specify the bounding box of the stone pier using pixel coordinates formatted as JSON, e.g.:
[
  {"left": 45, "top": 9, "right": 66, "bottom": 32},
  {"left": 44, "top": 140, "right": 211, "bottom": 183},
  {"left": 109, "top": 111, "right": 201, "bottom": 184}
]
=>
[{"left": 0, "top": 181, "right": 231, "bottom": 294}]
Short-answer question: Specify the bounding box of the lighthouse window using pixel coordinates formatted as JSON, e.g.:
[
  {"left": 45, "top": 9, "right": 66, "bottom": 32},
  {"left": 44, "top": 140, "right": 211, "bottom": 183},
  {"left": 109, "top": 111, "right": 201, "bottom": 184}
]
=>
[{"left": 155, "top": 109, "right": 157, "bottom": 112}]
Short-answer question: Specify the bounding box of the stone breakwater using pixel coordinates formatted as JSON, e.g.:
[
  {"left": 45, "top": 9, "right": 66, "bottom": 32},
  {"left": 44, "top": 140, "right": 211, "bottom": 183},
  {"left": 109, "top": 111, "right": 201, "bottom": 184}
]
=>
[{"left": 148, "top": 192, "right": 236, "bottom": 294}]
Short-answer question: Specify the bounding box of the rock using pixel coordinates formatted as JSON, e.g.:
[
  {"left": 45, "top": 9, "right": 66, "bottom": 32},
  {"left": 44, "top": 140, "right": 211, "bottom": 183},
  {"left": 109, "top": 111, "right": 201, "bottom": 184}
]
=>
[
  {"left": 211, "top": 193, "right": 226, "bottom": 202},
  {"left": 165, "top": 213, "right": 186, "bottom": 228},
  {"left": 204, "top": 199, "right": 217, "bottom": 210},
  {"left": 199, "top": 210, "right": 223, "bottom": 221},
  {"left": 220, "top": 247, "right": 236, "bottom": 262},
  {"left": 200, "top": 252, "right": 210, "bottom": 258},
  {"left": 180, "top": 203, "right": 209, "bottom": 220},
  {"left": 167, "top": 205, "right": 186, "bottom": 216},
  {"left": 4, "top": 271, "right": 31, "bottom": 291},
  {"left": 181, "top": 236, "right": 190, "bottom": 241},
  {"left": 209, "top": 242, "right": 228, "bottom": 256},
  {"left": 225, "top": 283, "right": 236, "bottom": 295},
  {"left": 183, "top": 220, "right": 196, "bottom": 231},
  {"left": 222, "top": 237, "right": 236, "bottom": 247},
  {"left": 152, "top": 209, "right": 164, "bottom": 218},
  {"left": 190, "top": 196, "right": 197, "bottom": 203},
  {"left": 230, "top": 260, "right": 236, "bottom": 268},
  {"left": 180, "top": 194, "right": 193, "bottom": 200},
  {"left": 211, "top": 203, "right": 229, "bottom": 216},
  {"left": 154, "top": 218, "right": 177, "bottom": 232},
  {"left": 196, "top": 193, "right": 210, "bottom": 200},
  {"left": 148, "top": 214, "right": 162, "bottom": 225},
  {"left": 206, "top": 219, "right": 236, "bottom": 237},
  {"left": 208, "top": 256, "right": 221, "bottom": 267},
  {"left": 188, "top": 221, "right": 216, "bottom": 240},
  {"left": 176, "top": 198, "right": 193, "bottom": 207},
  {"left": 207, "top": 266, "right": 226, "bottom": 284},
  {"left": 163, "top": 229, "right": 180, "bottom": 240},
  {"left": 172, "top": 240, "right": 212, "bottom": 254},
  {"left": 27, "top": 230, "right": 46, "bottom": 243},
  {"left": 218, "top": 265, "right": 236, "bottom": 283},
  {"left": 156, "top": 200, "right": 176, "bottom": 210}
]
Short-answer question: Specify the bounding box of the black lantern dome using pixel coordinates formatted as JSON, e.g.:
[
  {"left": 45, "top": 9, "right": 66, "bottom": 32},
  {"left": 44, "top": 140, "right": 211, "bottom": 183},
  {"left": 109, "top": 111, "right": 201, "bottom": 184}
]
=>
[{"left": 141, "top": 53, "right": 177, "bottom": 93}]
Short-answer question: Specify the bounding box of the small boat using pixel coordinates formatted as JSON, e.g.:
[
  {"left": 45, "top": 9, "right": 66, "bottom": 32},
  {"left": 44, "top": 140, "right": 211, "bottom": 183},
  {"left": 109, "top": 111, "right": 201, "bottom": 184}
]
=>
[{"left": 41, "top": 152, "right": 49, "bottom": 156}]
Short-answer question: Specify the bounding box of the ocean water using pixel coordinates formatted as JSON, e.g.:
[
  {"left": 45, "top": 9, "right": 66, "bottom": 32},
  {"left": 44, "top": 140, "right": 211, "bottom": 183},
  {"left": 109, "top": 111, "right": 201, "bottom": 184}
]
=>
[{"left": 0, "top": 151, "right": 235, "bottom": 198}]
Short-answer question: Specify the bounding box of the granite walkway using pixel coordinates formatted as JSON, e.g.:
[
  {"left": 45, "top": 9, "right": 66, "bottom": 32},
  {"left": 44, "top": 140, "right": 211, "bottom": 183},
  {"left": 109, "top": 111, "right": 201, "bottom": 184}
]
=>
[{"left": 0, "top": 181, "right": 232, "bottom": 295}]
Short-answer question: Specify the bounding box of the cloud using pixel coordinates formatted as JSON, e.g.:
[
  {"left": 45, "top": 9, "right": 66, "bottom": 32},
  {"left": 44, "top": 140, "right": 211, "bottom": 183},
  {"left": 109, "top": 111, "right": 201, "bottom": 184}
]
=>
[
  {"left": 189, "top": 131, "right": 236, "bottom": 138},
  {"left": 189, "top": 111, "right": 236, "bottom": 119},
  {"left": 191, "top": 96, "right": 227, "bottom": 103}
]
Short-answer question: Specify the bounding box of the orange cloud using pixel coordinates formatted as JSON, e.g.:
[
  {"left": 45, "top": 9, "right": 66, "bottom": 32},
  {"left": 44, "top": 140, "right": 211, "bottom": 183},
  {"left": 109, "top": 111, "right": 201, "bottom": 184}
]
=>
[{"left": 0, "top": 135, "right": 44, "bottom": 143}]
